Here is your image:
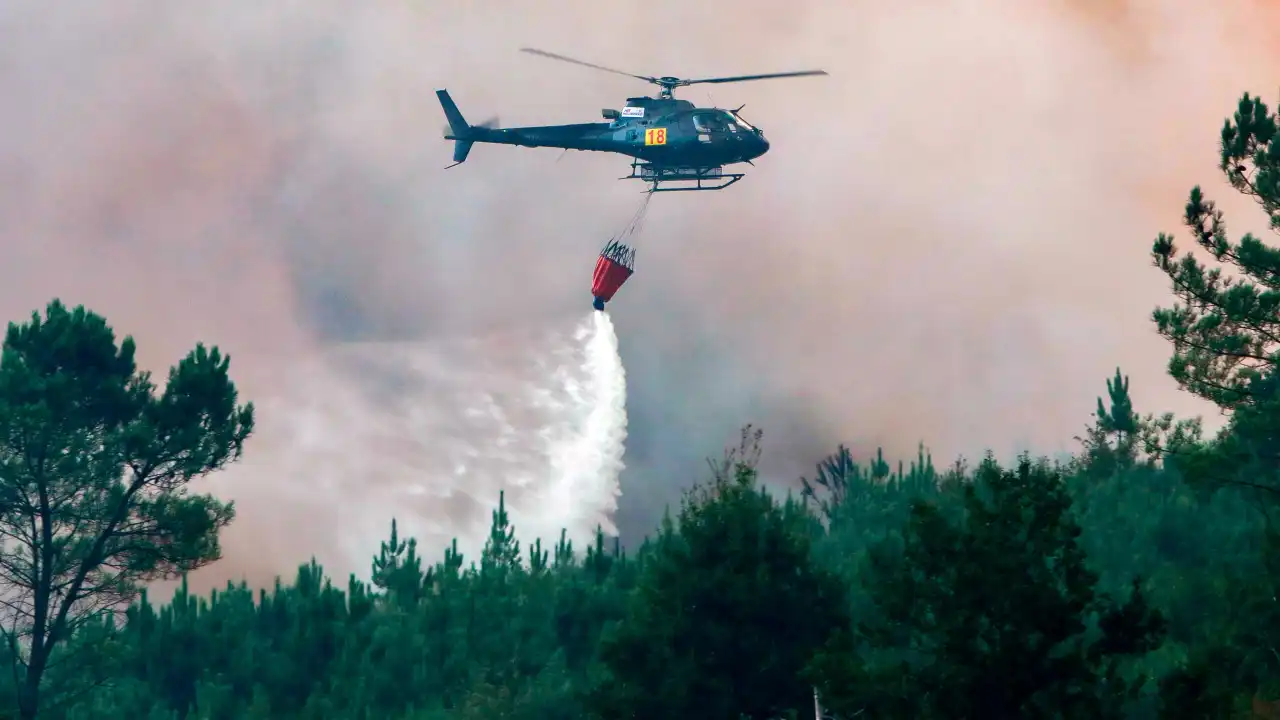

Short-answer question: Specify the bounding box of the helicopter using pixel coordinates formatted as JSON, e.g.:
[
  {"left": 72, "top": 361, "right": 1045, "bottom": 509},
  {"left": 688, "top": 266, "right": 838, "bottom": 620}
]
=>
[{"left": 435, "top": 48, "right": 827, "bottom": 192}]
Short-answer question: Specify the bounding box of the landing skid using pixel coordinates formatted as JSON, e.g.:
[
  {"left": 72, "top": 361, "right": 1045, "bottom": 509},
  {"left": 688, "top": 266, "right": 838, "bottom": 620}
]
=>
[{"left": 621, "top": 161, "right": 745, "bottom": 193}]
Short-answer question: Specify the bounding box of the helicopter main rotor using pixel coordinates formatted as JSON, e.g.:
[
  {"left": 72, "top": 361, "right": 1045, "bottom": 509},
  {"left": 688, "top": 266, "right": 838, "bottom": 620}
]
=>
[{"left": 519, "top": 47, "right": 828, "bottom": 100}]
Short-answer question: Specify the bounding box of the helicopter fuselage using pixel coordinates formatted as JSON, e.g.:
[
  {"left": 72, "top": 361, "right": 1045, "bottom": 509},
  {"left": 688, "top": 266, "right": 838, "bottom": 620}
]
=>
[{"left": 439, "top": 91, "right": 769, "bottom": 171}]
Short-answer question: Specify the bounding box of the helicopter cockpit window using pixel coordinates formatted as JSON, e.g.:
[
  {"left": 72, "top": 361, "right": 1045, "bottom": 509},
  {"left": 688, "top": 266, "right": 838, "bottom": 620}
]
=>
[
  {"left": 727, "top": 111, "right": 755, "bottom": 132},
  {"left": 693, "top": 112, "right": 730, "bottom": 134}
]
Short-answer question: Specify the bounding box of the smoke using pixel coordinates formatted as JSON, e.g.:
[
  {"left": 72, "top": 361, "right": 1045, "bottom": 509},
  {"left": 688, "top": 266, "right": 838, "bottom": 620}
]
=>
[
  {"left": 0, "top": 0, "right": 1278, "bottom": 585},
  {"left": 182, "top": 310, "right": 627, "bottom": 589}
]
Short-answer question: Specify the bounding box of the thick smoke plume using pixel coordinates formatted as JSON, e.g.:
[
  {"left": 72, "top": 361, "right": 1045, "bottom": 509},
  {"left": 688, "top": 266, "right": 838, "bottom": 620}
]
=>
[{"left": 0, "top": 0, "right": 1278, "bottom": 589}]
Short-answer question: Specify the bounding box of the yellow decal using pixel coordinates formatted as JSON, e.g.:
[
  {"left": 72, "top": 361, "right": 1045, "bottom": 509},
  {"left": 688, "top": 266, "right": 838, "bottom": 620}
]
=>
[{"left": 644, "top": 128, "right": 668, "bottom": 146}]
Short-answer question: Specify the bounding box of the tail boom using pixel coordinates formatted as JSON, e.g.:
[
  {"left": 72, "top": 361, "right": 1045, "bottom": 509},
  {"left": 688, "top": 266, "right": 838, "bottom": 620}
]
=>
[{"left": 436, "top": 89, "right": 611, "bottom": 166}]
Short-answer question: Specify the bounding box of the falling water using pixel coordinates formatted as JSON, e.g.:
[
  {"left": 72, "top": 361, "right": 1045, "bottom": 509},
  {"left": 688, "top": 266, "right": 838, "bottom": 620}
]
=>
[{"left": 188, "top": 311, "right": 629, "bottom": 591}]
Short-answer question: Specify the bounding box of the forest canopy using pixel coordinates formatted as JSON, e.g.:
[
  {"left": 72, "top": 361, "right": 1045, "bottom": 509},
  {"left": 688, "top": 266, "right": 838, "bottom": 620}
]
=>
[{"left": 1, "top": 90, "right": 1279, "bottom": 719}]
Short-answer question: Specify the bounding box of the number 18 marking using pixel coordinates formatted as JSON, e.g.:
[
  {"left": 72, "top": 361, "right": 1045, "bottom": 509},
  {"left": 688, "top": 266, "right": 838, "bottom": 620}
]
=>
[{"left": 644, "top": 128, "right": 667, "bottom": 146}]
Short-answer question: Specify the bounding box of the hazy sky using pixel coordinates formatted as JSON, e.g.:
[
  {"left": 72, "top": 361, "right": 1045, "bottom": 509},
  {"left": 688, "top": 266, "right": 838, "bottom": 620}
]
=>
[{"left": 1, "top": 0, "right": 1277, "bottom": 590}]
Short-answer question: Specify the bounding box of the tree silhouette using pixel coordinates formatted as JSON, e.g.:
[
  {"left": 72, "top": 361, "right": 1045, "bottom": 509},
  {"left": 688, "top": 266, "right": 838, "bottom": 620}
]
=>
[{"left": 0, "top": 300, "right": 253, "bottom": 718}]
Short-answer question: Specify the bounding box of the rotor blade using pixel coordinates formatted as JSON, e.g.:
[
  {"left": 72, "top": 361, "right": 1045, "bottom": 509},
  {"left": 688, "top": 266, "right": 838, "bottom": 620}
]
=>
[
  {"left": 519, "top": 48, "right": 656, "bottom": 84},
  {"left": 682, "top": 69, "right": 829, "bottom": 86}
]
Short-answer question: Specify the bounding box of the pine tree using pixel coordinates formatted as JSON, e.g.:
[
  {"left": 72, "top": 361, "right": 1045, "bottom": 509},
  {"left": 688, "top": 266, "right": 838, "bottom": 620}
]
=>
[
  {"left": 1151, "top": 91, "right": 1280, "bottom": 410},
  {"left": 372, "top": 518, "right": 426, "bottom": 607},
  {"left": 481, "top": 491, "right": 521, "bottom": 577},
  {"left": 0, "top": 300, "right": 253, "bottom": 719},
  {"left": 1149, "top": 92, "right": 1280, "bottom": 501},
  {"left": 588, "top": 427, "right": 852, "bottom": 719},
  {"left": 1077, "top": 368, "right": 1141, "bottom": 476},
  {"left": 821, "top": 457, "right": 1166, "bottom": 718}
]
